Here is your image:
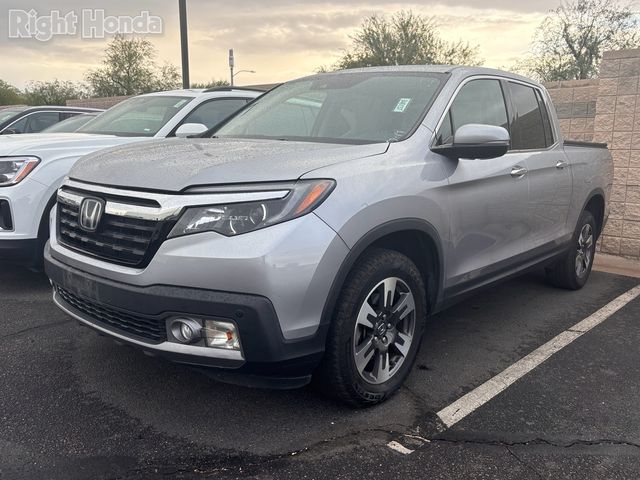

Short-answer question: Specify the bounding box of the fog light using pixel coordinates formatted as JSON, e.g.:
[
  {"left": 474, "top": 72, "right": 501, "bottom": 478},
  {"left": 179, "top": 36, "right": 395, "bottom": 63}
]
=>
[
  {"left": 203, "top": 319, "right": 240, "bottom": 350},
  {"left": 170, "top": 318, "right": 202, "bottom": 344}
]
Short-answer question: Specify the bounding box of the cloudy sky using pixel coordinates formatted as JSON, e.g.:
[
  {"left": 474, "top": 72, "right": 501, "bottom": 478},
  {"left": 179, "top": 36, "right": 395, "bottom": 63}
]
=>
[{"left": 0, "top": 0, "right": 565, "bottom": 89}]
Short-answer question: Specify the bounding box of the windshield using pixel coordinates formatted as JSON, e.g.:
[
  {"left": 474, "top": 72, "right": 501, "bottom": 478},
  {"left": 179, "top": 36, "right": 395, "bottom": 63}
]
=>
[
  {"left": 214, "top": 72, "right": 446, "bottom": 144},
  {"left": 42, "top": 114, "right": 97, "bottom": 133},
  {"left": 0, "top": 108, "right": 26, "bottom": 124},
  {"left": 78, "top": 96, "right": 193, "bottom": 137}
]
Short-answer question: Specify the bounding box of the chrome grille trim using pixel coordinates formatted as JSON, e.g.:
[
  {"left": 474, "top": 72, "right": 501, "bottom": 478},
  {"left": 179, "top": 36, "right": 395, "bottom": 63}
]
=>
[{"left": 61, "top": 179, "right": 290, "bottom": 222}]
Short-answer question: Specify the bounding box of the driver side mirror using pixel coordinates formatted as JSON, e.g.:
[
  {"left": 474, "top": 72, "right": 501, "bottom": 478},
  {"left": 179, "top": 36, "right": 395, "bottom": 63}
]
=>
[
  {"left": 175, "top": 123, "right": 208, "bottom": 138},
  {"left": 432, "top": 124, "right": 510, "bottom": 159}
]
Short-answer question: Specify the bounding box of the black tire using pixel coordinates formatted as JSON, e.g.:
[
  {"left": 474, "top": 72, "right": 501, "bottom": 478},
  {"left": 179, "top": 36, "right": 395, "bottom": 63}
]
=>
[
  {"left": 315, "top": 248, "right": 427, "bottom": 407},
  {"left": 546, "top": 210, "right": 597, "bottom": 290}
]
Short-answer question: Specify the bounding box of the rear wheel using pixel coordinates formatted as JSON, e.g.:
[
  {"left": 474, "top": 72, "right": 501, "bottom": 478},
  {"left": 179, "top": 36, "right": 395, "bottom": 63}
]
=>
[
  {"left": 315, "top": 248, "right": 427, "bottom": 407},
  {"left": 546, "top": 210, "right": 597, "bottom": 290}
]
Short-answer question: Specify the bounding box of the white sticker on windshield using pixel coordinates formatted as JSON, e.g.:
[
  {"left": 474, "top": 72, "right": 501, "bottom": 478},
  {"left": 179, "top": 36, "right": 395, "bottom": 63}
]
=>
[
  {"left": 174, "top": 99, "right": 188, "bottom": 108},
  {"left": 393, "top": 98, "right": 411, "bottom": 112}
]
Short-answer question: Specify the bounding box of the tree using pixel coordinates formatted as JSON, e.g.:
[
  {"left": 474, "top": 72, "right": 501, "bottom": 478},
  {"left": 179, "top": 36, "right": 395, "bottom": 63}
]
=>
[
  {"left": 0, "top": 80, "right": 24, "bottom": 105},
  {"left": 23, "top": 80, "right": 87, "bottom": 105},
  {"left": 334, "top": 11, "right": 481, "bottom": 70},
  {"left": 86, "top": 34, "right": 181, "bottom": 97},
  {"left": 518, "top": 0, "right": 640, "bottom": 81},
  {"left": 191, "top": 79, "right": 230, "bottom": 89}
]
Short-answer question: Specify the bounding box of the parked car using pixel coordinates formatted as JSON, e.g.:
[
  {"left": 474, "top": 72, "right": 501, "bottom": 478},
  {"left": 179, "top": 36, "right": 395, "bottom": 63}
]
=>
[
  {"left": 40, "top": 112, "right": 103, "bottom": 133},
  {"left": 0, "top": 106, "right": 102, "bottom": 135},
  {"left": 45, "top": 67, "right": 613, "bottom": 406},
  {"left": 0, "top": 87, "right": 263, "bottom": 266}
]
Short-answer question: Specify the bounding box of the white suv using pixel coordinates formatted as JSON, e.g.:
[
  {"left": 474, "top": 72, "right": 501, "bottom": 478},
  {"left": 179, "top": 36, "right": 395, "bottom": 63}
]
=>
[{"left": 0, "top": 87, "right": 263, "bottom": 266}]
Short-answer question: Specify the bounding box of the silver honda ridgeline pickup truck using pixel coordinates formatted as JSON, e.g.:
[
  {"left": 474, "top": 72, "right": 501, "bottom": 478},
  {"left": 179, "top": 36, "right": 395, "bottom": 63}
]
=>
[{"left": 45, "top": 66, "right": 613, "bottom": 406}]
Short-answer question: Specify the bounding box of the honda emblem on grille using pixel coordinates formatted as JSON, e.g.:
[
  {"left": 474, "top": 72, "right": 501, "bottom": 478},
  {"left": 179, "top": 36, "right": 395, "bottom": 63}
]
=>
[{"left": 79, "top": 197, "right": 105, "bottom": 232}]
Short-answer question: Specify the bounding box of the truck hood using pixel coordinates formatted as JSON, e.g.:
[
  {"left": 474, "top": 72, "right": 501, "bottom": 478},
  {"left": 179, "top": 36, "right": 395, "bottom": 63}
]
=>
[
  {"left": 70, "top": 137, "right": 389, "bottom": 192},
  {"left": 0, "top": 133, "right": 148, "bottom": 158}
]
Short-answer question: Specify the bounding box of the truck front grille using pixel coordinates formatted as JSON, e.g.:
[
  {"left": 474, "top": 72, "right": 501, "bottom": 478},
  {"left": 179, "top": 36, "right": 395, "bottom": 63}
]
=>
[
  {"left": 56, "top": 188, "right": 175, "bottom": 268},
  {"left": 55, "top": 285, "right": 167, "bottom": 343}
]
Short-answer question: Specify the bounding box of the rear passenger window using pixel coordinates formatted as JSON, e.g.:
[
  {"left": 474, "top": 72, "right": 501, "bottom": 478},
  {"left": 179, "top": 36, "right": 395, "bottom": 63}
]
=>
[
  {"left": 60, "top": 112, "right": 80, "bottom": 121},
  {"left": 508, "top": 82, "right": 547, "bottom": 150},
  {"left": 435, "top": 79, "right": 508, "bottom": 146},
  {"left": 536, "top": 89, "right": 554, "bottom": 146},
  {"left": 180, "top": 98, "right": 249, "bottom": 131},
  {"left": 25, "top": 112, "right": 61, "bottom": 133}
]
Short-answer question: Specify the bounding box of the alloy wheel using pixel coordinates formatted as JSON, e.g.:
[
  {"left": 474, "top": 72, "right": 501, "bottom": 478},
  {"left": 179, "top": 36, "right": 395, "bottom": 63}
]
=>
[
  {"left": 352, "top": 277, "right": 416, "bottom": 384},
  {"left": 575, "top": 223, "right": 594, "bottom": 278}
]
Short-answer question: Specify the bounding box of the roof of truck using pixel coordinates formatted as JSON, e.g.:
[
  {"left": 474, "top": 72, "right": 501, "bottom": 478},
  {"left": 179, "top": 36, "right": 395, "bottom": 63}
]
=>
[{"left": 312, "top": 65, "right": 543, "bottom": 88}]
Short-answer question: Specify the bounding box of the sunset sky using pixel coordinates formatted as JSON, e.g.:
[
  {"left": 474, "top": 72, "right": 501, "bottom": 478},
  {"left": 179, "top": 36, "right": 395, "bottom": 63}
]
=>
[{"left": 0, "top": 0, "right": 569, "bottom": 89}]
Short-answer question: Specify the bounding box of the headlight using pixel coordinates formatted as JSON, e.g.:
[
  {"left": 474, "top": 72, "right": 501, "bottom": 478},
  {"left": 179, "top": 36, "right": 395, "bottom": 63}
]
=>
[
  {"left": 0, "top": 157, "right": 40, "bottom": 187},
  {"left": 168, "top": 179, "right": 335, "bottom": 238}
]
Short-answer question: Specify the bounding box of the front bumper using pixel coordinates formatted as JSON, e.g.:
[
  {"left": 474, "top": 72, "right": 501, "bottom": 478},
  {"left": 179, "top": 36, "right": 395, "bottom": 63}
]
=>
[
  {"left": 46, "top": 250, "right": 330, "bottom": 388},
  {"left": 0, "top": 177, "right": 53, "bottom": 239},
  {"left": 0, "top": 176, "right": 58, "bottom": 264}
]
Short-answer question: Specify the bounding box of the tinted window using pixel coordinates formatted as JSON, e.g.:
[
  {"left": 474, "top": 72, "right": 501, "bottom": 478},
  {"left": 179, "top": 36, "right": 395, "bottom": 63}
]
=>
[
  {"left": 508, "top": 82, "right": 546, "bottom": 150},
  {"left": 435, "top": 111, "right": 454, "bottom": 145},
  {"left": 42, "top": 113, "right": 97, "bottom": 133},
  {"left": 536, "top": 89, "right": 554, "bottom": 146},
  {"left": 180, "top": 98, "right": 248, "bottom": 130},
  {"left": 59, "top": 112, "right": 75, "bottom": 121},
  {"left": 436, "top": 79, "right": 508, "bottom": 145},
  {"left": 26, "top": 112, "right": 61, "bottom": 132},
  {"left": 7, "top": 111, "right": 60, "bottom": 133},
  {"left": 215, "top": 72, "right": 446, "bottom": 144}
]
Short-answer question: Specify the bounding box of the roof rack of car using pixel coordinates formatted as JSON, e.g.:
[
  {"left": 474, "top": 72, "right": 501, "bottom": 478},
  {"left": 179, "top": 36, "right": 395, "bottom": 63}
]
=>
[
  {"left": 203, "top": 86, "right": 268, "bottom": 93},
  {"left": 203, "top": 84, "right": 282, "bottom": 93}
]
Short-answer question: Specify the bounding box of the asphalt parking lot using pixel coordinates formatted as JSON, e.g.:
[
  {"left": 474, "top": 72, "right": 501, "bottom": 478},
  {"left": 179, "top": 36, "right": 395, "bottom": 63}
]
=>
[{"left": 1, "top": 265, "right": 639, "bottom": 479}]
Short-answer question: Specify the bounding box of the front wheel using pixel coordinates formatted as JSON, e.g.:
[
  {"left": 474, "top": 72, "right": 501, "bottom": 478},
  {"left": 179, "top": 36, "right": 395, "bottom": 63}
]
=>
[
  {"left": 546, "top": 210, "right": 597, "bottom": 290},
  {"left": 315, "top": 248, "right": 427, "bottom": 407}
]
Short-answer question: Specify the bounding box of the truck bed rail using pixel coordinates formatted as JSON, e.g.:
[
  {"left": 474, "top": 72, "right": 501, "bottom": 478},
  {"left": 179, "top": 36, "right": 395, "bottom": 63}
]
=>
[{"left": 563, "top": 139, "right": 608, "bottom": 149}]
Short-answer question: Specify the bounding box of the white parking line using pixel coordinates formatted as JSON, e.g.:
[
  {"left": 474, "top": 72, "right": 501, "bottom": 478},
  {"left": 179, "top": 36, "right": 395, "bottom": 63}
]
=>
[{"left": 437, "top": 283, "right": 640, "bottom": 429}]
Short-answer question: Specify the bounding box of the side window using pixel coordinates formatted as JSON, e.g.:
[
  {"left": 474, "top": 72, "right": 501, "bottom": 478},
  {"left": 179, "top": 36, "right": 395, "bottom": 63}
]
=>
[
  {"left": 25, "top": 112, "right": 61, "bottom": 133},
  {"left": 535, "top": 89, "right": 554, "bottom": 147},
  {"left": 435, "top": 111, "right": 453, "bottom": 145},
  {"left": 508, "top": 82, "right": 547, "bottom": 150},
  {"left": 435, "top": 79, "right": 508, "bottom": 146},
  {"left": 60, "top": 112, "right": 80, "bottom": 121},
  {"left": 181, "top": 98, "right": 249, "bottom": 130}
]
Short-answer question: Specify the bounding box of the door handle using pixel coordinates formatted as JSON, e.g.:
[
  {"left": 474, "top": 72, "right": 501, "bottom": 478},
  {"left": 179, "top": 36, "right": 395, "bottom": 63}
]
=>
[
  {"left": 510, "top": 165, "right": 528, "bottom": 178},
  {"left": 556, "top": 160, "right": 568, "bottom": 169}
]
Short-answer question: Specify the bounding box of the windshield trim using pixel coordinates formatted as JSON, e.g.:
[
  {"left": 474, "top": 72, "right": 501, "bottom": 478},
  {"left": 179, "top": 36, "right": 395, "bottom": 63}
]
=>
[{"left": 209, "top": 71, "right": 450, "bottom": 144}]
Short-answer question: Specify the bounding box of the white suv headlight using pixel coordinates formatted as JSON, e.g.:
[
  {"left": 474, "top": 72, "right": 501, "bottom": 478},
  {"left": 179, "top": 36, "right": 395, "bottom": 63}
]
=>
[
  {"left": 168, "top": 179, "right": 336, "bottom": 238},
  {"left": 0, "top": 157, "right": 40, "bottom": 187}
]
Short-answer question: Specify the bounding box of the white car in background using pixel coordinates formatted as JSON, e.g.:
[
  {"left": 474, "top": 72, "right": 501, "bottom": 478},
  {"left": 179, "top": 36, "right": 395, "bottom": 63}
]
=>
[{"left": 0, "top": 87, "right": 264, "bottom": 266}]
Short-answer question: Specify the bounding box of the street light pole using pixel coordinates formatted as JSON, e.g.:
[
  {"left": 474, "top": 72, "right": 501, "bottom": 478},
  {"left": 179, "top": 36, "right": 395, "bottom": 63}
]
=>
[
  {"left": 229, "top": 50, "right": 255, "bottom": 86},
  {"left": 232, "top": 70, "right": 256, "bottom": 84},
  {"left": 179, "top": 0, "right": 190, "bottom": 89},
  {"left": 229, "top": 49, "right": 235, "bottom": 86}
]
